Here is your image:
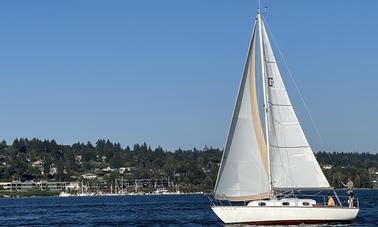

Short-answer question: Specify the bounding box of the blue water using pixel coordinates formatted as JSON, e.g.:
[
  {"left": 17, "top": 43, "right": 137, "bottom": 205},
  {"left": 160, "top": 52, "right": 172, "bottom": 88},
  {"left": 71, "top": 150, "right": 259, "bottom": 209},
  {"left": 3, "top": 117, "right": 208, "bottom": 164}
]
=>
[{"left": 0, "top": 189, "right": 376, "bottom": 226}]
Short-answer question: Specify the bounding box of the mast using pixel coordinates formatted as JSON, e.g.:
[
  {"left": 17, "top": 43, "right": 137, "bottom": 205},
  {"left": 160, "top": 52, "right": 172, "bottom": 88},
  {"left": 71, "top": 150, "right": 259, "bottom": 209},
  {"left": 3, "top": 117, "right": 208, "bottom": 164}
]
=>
[{"left": 257, "top": 10, "right": 272, "bottom": 195}]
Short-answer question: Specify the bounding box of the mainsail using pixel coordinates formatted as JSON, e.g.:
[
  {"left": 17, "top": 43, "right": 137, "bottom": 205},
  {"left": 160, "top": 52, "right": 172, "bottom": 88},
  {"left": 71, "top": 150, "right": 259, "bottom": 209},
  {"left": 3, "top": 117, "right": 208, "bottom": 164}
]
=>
[
  {"left": 214, "top": 22, "right": 270, "bottom": 201},
  {"left": 259, "top": 17, "right": 330, "bottom": 189}
]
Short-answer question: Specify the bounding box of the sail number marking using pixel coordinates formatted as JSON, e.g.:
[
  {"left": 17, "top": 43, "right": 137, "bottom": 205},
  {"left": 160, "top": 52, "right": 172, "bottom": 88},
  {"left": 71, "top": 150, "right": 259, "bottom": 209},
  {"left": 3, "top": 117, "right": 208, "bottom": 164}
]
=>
[{"left": 268, "top": 77, "right": 274, "bottom": 87}]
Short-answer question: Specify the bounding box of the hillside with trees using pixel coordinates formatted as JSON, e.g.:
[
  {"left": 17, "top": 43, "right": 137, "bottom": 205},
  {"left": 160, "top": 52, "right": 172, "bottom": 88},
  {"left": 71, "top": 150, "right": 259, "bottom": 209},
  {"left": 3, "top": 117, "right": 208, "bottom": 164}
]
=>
[{"left": 0, "top": 138, "right": 377, "bottom": 191}]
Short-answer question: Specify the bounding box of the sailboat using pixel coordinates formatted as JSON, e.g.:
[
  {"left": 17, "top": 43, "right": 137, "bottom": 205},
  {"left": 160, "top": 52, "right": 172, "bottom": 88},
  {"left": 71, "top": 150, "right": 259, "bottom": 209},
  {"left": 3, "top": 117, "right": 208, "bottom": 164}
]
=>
[{"left": 211, "top": 9, "right": 359, "bottom": 225}]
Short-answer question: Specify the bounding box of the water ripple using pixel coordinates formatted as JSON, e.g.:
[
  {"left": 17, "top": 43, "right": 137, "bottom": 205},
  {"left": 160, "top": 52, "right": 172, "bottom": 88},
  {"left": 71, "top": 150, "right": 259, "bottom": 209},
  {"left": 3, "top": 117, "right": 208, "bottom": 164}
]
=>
[{"left": 0, "top": 190, "right": 376, "bottom": 226}]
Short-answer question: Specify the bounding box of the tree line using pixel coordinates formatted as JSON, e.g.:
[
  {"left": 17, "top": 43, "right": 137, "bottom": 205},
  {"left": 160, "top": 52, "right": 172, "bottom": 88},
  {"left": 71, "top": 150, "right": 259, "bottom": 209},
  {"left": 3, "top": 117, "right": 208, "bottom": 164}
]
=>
[
  {"left": 0, "top": 138, "right": 220, "bottom": 190},
  {"left": 0, "top": 138, "right": 377, "bottom": 190}
]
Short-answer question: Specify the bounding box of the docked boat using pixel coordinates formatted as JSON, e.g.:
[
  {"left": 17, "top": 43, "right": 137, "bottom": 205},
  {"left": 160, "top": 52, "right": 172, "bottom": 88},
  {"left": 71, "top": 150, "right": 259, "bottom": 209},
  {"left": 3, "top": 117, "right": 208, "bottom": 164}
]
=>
[
  {"left": 211, "top": 9, "right": 359, "bottom": 225},
  {"left": 58, "top": 192, "right": 72, "bottom": 197}
]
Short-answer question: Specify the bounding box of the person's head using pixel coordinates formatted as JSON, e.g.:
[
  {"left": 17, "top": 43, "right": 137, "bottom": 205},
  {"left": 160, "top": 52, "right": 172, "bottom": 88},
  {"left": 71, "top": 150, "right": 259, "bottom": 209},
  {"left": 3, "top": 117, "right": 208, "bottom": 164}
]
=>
[
  {"left": 328, "top": 194, "right": 332, "bottom": 198},
  {"left": 348, "top": 177, "right": 351, "bottom": 181}
]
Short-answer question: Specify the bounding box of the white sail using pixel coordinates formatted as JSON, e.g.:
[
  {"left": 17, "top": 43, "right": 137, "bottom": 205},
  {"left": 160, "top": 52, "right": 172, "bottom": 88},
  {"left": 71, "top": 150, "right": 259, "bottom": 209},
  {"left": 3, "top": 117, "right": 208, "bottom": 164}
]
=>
[
  {"left": 214, "top": 23, "right": 270, "bottom": 201},
  {"left": 260, "top": 18, "right": 330, "bottom": 189},
  {"left": 211, "top": 11, "right": 359, "bottom": 226}
]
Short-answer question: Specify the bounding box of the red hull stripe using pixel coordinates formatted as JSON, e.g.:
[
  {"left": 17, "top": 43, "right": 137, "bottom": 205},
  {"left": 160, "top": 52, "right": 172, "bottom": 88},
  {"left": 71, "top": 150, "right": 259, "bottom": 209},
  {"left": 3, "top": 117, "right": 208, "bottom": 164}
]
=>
[{"left": 244, "top": 220, "right": 352, "bottom": 225}]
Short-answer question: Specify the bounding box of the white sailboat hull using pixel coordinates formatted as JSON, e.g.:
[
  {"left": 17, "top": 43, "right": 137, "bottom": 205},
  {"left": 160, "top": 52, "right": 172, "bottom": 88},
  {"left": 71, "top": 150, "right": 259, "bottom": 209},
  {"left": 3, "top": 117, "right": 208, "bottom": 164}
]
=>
[{"left": 212, "top": 206, "right": 359, "bottom": 224}]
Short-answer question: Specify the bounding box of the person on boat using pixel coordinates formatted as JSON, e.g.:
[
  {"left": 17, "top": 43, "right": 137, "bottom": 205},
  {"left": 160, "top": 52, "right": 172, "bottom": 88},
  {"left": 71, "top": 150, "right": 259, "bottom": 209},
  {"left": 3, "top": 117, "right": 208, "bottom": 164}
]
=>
[
  {"left": 327, "top": 194, "right": 335, "bottom": 207},
  {"left": 341, "top": 177, "right": 354, "bottom": 208}
]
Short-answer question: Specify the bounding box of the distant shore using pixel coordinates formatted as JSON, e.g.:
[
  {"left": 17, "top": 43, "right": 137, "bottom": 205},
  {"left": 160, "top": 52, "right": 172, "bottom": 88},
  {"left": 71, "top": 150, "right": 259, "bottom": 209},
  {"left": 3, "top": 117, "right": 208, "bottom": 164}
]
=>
[
  {"left": 0, "top": 189, "right": 207, "bottom": 198},
  {"left": 3, "top": 188, "right": 378, "bottom": 198},
  {"left": 0, "top": 189, "right": 60, "bottom": 198}
]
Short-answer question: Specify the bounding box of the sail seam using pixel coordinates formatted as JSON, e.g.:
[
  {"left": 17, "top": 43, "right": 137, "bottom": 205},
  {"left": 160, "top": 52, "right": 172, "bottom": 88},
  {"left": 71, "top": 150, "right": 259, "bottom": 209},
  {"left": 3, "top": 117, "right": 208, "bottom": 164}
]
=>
[
  {"left": 270, "top": 103, "right": 292, "bottom": 107},
  {"left": 270, "top": 145, "right": 310, "bottom": 149},
  {"left": 273, "top": 187, "right": 333, "bottom": 190}
]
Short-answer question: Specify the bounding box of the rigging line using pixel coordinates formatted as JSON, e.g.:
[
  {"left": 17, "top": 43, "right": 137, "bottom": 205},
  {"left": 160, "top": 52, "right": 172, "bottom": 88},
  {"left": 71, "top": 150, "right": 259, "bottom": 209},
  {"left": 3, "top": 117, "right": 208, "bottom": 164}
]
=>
[
  {"left": 295, "top": 190, "right": 325, "bottom": 197},
  {"left": 262, "top": 16, "right": 336, "bottom": 167}
]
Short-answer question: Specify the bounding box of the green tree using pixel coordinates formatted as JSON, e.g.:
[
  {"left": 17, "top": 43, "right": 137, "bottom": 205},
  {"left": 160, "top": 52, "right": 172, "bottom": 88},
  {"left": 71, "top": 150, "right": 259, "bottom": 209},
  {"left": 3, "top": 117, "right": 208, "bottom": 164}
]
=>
[{"left": 354, "top": 175, "right": 361, "bottom": 188}]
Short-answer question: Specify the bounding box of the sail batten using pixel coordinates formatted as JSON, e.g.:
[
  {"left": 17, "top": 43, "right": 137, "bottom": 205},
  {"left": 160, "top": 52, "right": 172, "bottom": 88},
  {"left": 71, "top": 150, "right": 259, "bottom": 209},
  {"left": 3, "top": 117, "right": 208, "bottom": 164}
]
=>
[{"left": 214, "top": 21, "right": 270, "bottom": 201}]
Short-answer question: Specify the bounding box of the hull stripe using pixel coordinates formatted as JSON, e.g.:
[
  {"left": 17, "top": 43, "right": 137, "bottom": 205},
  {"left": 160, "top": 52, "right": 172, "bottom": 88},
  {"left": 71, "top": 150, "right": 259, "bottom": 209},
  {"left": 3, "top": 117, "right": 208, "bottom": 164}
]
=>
[{"left": 244, "top": 220, "right": 353, "bottom": 225}]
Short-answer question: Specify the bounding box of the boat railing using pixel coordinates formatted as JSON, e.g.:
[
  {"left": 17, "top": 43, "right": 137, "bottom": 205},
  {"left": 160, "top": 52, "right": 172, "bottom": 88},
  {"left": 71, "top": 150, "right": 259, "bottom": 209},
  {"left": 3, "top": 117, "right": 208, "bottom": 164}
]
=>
[{"left": 294, "top": 193, "right": 359, "bottom": 208}]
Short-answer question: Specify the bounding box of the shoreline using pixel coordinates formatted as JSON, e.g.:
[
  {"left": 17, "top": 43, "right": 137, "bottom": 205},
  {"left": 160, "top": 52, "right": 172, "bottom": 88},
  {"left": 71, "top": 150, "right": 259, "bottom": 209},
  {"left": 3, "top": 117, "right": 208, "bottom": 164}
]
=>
[
  {"left": 2, "top": 188, "right": 377, "bottom": 198},
  {"left": 0, "top": 190, "right": 209, "bottom": 198}
]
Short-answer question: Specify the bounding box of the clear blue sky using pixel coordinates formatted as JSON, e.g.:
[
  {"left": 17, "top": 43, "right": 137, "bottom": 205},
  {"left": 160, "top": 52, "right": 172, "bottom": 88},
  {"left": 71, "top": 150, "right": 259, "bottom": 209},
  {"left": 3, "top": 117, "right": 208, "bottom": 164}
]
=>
[{"left": 0, "top": 0, "right": 377, "bottom": 152}]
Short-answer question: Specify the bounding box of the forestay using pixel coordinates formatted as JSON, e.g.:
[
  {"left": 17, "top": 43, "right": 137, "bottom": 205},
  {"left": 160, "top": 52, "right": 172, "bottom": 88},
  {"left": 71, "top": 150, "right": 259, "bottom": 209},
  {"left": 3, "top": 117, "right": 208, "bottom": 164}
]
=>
[
  {"left": 260, "top": 18, "right": 330, "bottom": 189},
  {"left": 214, "top": 23, "right": 270, "bottom": 201}
]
